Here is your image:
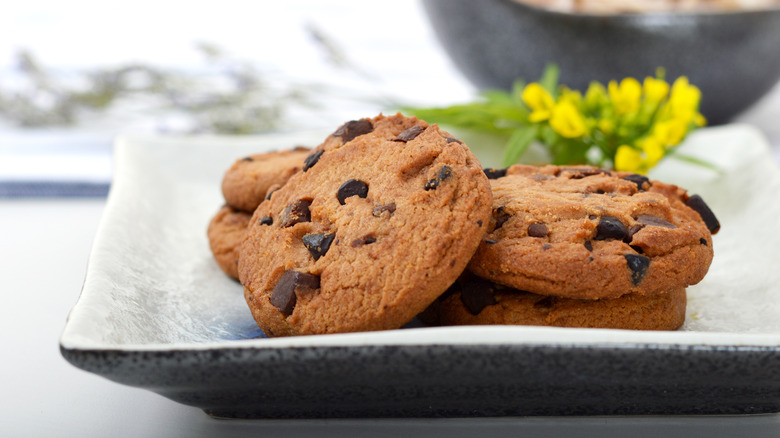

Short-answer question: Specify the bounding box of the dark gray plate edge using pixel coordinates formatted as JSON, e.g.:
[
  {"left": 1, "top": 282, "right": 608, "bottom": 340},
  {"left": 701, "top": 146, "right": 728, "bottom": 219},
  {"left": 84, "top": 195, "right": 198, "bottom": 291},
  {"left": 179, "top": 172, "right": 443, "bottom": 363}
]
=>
[{"left": 60, "top": 341, "right": 780, "bottom": 418}]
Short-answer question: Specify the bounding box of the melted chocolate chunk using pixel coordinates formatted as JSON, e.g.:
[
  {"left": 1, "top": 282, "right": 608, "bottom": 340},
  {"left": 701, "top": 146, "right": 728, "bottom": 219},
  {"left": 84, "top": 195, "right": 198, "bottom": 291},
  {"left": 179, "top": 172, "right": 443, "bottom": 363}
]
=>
[
  {"left": 483, "top": 168, "right": 507, "bottom": 179},
  {"left": 302, "top": 232, "right": 336, "bottom": 260},
  {"left": 333, "top": 119, "right": 374, "bottom": 142},
  {"left": 493, "top": 206, "right": 511, "bottom": 230},
  {"left": 528, "top": 223, "right": 548, "bottom": 238},
  {"left": 424, "top": 165, "right": 453, "bottom": 191},
  {"left": 337, "top": 179, "right": 369, "bottom": 205},
  {"left": 622, "top": 174, "right": 650, "bottom": 191},
  {"left": 280, "top": 199, "right": 312, "bottom": 228},
  {"left": 595, "top": 216, "right": 629, "bottom": 241},
  {"left": 351, "top": 234, "right": 377, "bottom": 247},
  {"left": 459, "top": 277, "right": 498, "bottom": 315},
  {"left": 637, "top": 215, "right": 677, "bottom": 229},
  {"left": 259, "top": 215, "right": 273, "bottom": 226},
  {"left": 444, "top": 136, "right": 463, "bottom": 144},
  {"left": 270, "top": 270, "right": 321, "bottom": 316},
  {"left": 302, "top": 150, "right": 324, "bottom": 172},
  {"left": 700, "top": 238, "right": 708, "bottom": 246},
  {"left": 686, "top": 194, "right": 720, "bottom": 234},
  {"left": 584, "top": 240, "right": 593, "bottom": 251},
  {"left": 372, "top": 203, "right": 396, "bottom": 217},
  {"left": 392, "top": 126, "right": 425, "bottom": 142},
  {"left": 624, "top": 254, "right": 650, "bottom": 285}
]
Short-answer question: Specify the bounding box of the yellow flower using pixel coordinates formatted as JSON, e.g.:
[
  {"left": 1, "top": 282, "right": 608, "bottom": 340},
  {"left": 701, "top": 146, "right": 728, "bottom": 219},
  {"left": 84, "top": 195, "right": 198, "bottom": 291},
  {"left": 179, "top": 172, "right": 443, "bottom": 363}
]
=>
[
  {"left": 653, "top": 118, "right": 688, "bottom": 146},
  {"left": 668, "top": 76, "right": 702, "bottom": 116},
  {"left": 640, "top": 137, "right": 665, "bottom": 167},
  {"left": 550, "top": 101, "right": 588, "bottom": 138},
  {"left": 559, "top": 86, "right": 583, "bottom": 107},
  {"left": 643, "top": 77, "right": 670, "bottom": 103},
  {"left": 598, "top": 118, "right": 614, "bottom": 135},
  {"left": 522, "top": 83, "right": 556, "bottom": 122},
  {"left": 615, "top": 145, "right": 642, "bottom": 172},
  {"left": 608, "top": 78, "right": 642, "bottom": 115}
]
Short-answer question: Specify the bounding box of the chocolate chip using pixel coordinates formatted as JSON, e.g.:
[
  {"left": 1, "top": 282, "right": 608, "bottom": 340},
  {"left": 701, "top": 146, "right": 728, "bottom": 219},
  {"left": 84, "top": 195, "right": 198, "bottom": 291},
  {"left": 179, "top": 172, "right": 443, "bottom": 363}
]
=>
[
  {"left": 280, "top": 199, "right": 312, "bottom": 228},
  {"left": 595, "top": 217, "right": 629, "bottom": 241},
  {"left": 483, "top": 168, "right": 507, "bottom": 179},
  {"left": 302, "top": 150, "right": 324, "bottom": 172},
  {"left": 493, "top": 206, "right": 511, "bottom": 230},
  {"left": 241, "top": 156, "right": 254, "bottom": 162},
  {"left": 424, "top": 165, "right": 453, "bottom": 191},
  {"left": 266, "top": 186, "right": 281, "bottom": 201},
  {"left": 392, "top": 126, "right": 425, "bottom": 142},
  {"left": 270, "top": 270, "right": 320, "bottom": 316},
  {"left": 351, "top": 234, "right": 377, "bottom": 247},
  {"left": 444, "top": 136, "right": 463, "bottom": 144},
  {"left": 686, "top": 194, "right": 720, "bottom": 234},
  {"left": 337, "top": 179, "right": 369, "bottom": 205},
  {"left": 333, "top": 119, "right": 374, "bottom": 142},
  {"left": 477, "top": 220, "right": 483, "bottom": 227},
  {"left": 528, "top": 223, "right": 548, "bottom": 238},
  {"left": 637, "top": 215, "right": 677, "bottom": 229},
  {"left": 628, "top": 225, "right": 644, "bottom": 241},
  {"left": 302, "top": 232, "right": 335, "bottom": 260},
  {"left": 372, "top": 203, "right": 396, "bottom": 217},
  {"left": 622, "top": 174, "right": 650, "bottom": 191},
  {"left": 624, "top": 254, "right": 650, "bottom": 285},
  {"left": 459, "top": 277, "right": 497, "bottom": 315},
  {"left": 259, "top": 215, "right": 273, "bottom": 226},
  {"left": 485, "top": 239, "right": 497, "bottom": 245},
  {"left": 700, "top": 238, "right": 708, "bottom": 246},
  {"left": 584, "top": 240, "right": 593, "bottom": 251},
  {"left": 542, "top": 243, "right": 551, "bottom": 250}
]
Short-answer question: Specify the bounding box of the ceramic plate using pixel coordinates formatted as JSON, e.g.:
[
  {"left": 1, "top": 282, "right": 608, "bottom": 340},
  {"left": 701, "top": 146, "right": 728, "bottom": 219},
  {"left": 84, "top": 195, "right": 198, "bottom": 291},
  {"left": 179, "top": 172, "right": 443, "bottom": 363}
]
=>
[{"left": 60, "top": 125, "right": 780, "bottom": 418}]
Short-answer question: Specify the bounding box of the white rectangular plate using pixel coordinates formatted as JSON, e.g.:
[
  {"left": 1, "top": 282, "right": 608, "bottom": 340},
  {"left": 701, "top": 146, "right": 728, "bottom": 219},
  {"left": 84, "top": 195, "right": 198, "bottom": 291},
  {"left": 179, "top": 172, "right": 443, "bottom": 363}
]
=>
[{"left": 60, "top": 125, "right": 780, "bottom": 418}]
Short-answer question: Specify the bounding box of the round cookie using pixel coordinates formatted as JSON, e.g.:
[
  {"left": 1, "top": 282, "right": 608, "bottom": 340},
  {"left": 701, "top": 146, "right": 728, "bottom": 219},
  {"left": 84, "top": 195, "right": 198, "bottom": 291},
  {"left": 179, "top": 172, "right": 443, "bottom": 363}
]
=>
[
  {"left": 469, "top": 165, "right": 718, "bottom": 300},
  {"left": 238, "top": 113, "right": 493, "bottom": 336},
  {"left": 431, "top": 275, "right": 686, "bottom": 331},
  {"left": 207, "top": 205, "right": 252, "bottom": 280},
  {"left": 221, "top": 146, "right": 310, "bottom": 212}
]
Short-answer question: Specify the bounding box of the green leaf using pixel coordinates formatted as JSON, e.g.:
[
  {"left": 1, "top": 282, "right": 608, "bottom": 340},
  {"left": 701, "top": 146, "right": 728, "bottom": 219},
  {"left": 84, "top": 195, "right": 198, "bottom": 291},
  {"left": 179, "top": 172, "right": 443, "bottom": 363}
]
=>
[
  {"left": 666, "top": 151, "right": 723, "bottom": 174},
  {"left": 501, "top": 125, "right": 538, "bottom": 167},
  {"left": 538, "top": 64, "right": 560, "bottom": 96}
]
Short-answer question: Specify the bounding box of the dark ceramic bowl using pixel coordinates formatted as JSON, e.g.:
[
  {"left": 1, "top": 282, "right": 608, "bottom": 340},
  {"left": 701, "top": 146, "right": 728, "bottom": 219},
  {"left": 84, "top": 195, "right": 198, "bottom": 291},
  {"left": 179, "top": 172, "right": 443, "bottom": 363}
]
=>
[{"left": 422, "top": 0, "right": 780, "bottom": 124}]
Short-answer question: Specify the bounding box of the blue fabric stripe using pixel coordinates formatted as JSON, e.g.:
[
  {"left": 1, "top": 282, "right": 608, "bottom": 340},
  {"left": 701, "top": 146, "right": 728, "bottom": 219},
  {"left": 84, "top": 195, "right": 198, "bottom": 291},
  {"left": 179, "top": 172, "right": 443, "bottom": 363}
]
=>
[{"left": 0, "top": 181, "right": 110, "bottom": 198}]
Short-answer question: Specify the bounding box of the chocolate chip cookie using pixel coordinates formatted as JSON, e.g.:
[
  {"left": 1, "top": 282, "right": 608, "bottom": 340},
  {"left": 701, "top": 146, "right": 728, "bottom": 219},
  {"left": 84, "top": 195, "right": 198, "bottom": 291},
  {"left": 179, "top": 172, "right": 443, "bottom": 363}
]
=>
[
  {"left": 469, "top": 165, "right": 718, "bottom": 300},
  {"left": 426, "top": 274, "right": 686, "bottom": 330},
  {"left": 238, "top": 113, "right": 492, "bottom": 336},
  {"left": 207, "top": 205, "right": 252, "bottom": 280},
  {"left": 221, "top": 146, "right": 311, "bottom": 212}
]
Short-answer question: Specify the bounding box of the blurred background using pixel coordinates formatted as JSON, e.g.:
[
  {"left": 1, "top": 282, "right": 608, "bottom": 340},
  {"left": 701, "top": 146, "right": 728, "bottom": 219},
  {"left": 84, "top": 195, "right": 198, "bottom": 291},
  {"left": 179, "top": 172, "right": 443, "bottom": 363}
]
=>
[{"left": 2, "top": 0, "right": 779, "bottom": 196}]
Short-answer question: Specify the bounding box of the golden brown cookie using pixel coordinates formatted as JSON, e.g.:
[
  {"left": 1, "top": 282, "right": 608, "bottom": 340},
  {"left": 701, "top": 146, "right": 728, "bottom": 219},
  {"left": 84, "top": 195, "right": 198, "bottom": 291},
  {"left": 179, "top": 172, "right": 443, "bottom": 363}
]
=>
[
  {"left": 469, "top": 165, "right": 718, "bottom": 300},
  {"left": 221, "top": 146, "right": 311, "bottom": 212},
  {"left": 238, "top": 113, "right": 492, "bottom": 336},
  {"left": 207, "top": 205, "right": 252, "bottom": 280},
  {"left": 430, "top": 274, "right": 686, "bottom": 331}
]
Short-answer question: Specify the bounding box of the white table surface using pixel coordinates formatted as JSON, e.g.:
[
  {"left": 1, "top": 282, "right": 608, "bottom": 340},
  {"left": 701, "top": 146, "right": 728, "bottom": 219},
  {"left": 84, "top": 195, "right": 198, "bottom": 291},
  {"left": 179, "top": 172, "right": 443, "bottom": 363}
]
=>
[{"left": 2, "top": 1, "right": 780, "bottom": 436}]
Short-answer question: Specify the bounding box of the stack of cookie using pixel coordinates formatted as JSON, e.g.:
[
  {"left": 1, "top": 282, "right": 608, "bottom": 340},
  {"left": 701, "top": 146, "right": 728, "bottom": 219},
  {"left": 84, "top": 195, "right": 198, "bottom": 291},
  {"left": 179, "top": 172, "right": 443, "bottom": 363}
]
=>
[
  {"left": 208, "top": 113, "right": 719, "bottom": 336},
  {"left": 426, "top": 165, "right": 720, "bottom": 331}
]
